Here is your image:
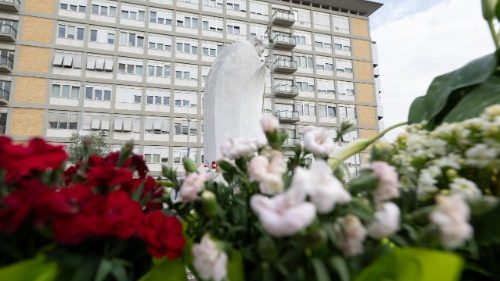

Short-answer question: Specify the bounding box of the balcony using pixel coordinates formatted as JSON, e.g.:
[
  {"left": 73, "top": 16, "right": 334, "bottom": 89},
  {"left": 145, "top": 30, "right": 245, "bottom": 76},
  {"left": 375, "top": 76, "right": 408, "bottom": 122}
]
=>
[
  {"left": 275, "top": 110, "right": 300, "bottom": 123},
  {"left": 272, "top": 58, "right": 297, "bottom": 74},
  {"left": 0, "top": 89, "right": 9, "bottom": 105},
  {"left": 0, "top": 24, "right": 16, "bottom": 41},
  {"left": 274, "top": 84, "right": 298, "bottom": 98},
  {"left": 0, "top": 0, "right": 20, "bottom": 12},
  {"left": 0, "top": 56, "right": 13, "bottom": 73},
  {"left": 271, "top": 10, "right": 295, "bottom": 27},
  {"left": 283, "top": 138, "right": 300, "bottom": 147},
  {"left": 271, "top": 34, "right": 296, "bottom": 50}
]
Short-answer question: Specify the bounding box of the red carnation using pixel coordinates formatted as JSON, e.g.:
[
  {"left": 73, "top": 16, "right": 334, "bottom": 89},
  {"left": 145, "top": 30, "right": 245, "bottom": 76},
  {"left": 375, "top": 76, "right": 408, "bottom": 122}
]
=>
[
  {"left": 0, "top": 137, "right": 67, "bottom": 180},
  {"left": 99, "top": 191, "right": 142, "bottom": 239},
  {"left": 138, "top": 211, "right": 185, "bottom": 259},
  {"left": 87, "top": 155, "right": 134, "bottom": 190}
]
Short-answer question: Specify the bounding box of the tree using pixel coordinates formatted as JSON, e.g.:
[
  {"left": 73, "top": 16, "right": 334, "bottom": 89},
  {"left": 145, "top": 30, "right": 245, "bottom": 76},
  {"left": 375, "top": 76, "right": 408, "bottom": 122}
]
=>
[{"left": 67, "top": 132, "right": 110, "bottom": 164}]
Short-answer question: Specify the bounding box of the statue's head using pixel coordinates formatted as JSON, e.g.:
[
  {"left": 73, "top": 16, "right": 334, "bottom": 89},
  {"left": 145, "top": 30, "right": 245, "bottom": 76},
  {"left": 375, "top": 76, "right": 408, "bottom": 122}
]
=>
[{"left": 248, "top": 35, "right": 265, "bottom": 57}]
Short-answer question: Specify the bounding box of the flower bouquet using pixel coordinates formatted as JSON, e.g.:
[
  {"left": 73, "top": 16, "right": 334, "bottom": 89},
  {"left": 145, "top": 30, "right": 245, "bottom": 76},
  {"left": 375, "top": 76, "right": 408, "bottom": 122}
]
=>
[{"left": 0, "top": 138, "right": 186, "bottom": 281}]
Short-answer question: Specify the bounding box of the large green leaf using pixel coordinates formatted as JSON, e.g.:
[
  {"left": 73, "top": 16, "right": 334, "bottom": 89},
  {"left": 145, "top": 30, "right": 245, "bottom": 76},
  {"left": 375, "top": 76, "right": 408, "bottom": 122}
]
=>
[
  {"left": 0, "top": 255, "right": 58, "bottom": 281},
  {"left": 355, "top": 248, "right": 463, "bottom": 281},
  {"left": 408, "top": 96, "right": 427, "bottom": 124},
  {"left": 443, "top": 75, "right": 500, "bottom": 122},
  {"left": 408, "top": 52, "right": 497, "bottom": 125},
  {"left": 138, "top": 258, "right": 188, "bottom": 281}
]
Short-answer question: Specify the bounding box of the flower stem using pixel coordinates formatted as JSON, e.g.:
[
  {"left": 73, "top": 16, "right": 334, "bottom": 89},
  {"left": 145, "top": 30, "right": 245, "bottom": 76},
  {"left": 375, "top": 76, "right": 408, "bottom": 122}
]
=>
[
  {"left": 488, "top": 20, "right": 500, "bottom": 50},
  {"left": 329, "top": 122, "right": 407, "bottom": 170}
]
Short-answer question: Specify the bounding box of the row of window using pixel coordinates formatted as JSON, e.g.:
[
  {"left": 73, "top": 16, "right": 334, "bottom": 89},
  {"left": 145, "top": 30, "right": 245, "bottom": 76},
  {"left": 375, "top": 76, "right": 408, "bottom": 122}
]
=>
[
  {"left": 59, "top": 0, "right": 352, "bottom": 34},
  {"left": 267, "top": 101, "right": 357, "bottom": 120}
]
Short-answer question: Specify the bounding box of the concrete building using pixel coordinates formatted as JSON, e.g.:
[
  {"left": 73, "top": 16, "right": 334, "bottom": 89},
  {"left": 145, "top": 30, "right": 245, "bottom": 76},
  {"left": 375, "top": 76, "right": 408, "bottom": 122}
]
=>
[{"left": 0, "top": 0, "right": 382, "bottom": 175}]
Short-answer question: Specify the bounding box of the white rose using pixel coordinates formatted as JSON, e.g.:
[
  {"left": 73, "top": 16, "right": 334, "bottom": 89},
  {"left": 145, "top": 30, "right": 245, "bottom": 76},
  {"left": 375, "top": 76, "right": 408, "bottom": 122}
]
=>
[
  {"left": 449, "top": 178, "right": 482, "bottom": 201},
  {"left": 333, "top": 215, "right": 367, "bottom": 257},
  {"left": 367, "top": 202, "right": 400, "bottom": 239},
  {"left": 292, "top": 160, "right": 351, "bottom": 214},
  {"left": 179, "top": 172, "right": 209, "bottom": 202},
  {"left": 370, "top": 161, "right": 399, "bottom": 202},
  {"left": 250, "top": 184, "right": 316, "bottom": 237},
  {"left": 220, "top": 138, "right": 261, "bottom": 160},
  {"left": 260, "top": 115, "right": 280, "bottom": 133},
  {"left": 192, "top": 234, "right": 228, "bottom": 281},
  {"left": 248, "top": 152, "right": 286, "bottom": 195},
  {"left": 303, "top": 127, "right": 336, "bottom": 157},
  {"left": 429, "top": 195, "right": 473, "bottom": 249}
]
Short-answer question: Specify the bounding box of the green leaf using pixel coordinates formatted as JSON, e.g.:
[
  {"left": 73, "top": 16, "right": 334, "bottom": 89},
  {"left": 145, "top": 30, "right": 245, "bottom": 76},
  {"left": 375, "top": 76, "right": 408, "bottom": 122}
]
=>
[
  {"left": 408, "top": 96, "right": 426, "bottom": 124},
  {"left": 482, "top": 0, "right": 498, "bottom": 20},
  {"left": 94, "top": 259, "right": 112, "bottom": 281},
  {"left": 497, "top": 0, "right": 500, "bottom": 20},
  {"left": 227, "top": 250, "right": 245, "bottom": 281},
  {"left": 330, "top": 256, "right": 350, "bottom": 281},
  {"left": 443, "top": 75, "right": 500, "bottom": 122},
  {"left": 0, "top": 254, "right": 58, "bottom": 281},
  {"left": 311, "top": 258, "right": 331, "bottom": 281},
  {"left": 409, "top": 52, "right": 497, "bottom": 126},
  {"left": 183, "top": 157, "right": 198, "bottom": 174},
  {"left": 110, "top": 262, "right": 128, "bottom": 281},
  {"left": 355, "top": 248, "right": 463, "bottom": 281},
  {"left": 138, "top": 258, "right": 187, "bottom": 281}
]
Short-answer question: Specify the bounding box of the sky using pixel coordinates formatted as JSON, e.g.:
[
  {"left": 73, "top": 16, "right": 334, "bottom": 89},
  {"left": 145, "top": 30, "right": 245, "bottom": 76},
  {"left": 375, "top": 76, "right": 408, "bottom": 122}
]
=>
[{"left": 369, "top": 0, "right": 496, "bottom": 139}]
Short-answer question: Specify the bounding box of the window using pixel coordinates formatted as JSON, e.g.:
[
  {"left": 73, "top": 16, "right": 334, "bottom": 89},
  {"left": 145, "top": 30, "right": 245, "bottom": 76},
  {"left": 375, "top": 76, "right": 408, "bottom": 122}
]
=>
[
  {"left": 87, "top": 56, "right": 114, "bottom": 72},
  {"left": 149, "top": 10, "right": 173, "bottom": 26},
  {"left": 202, "top": 42, "right": 223, "bottom": 57},
  {"left": 294, "top": 55, "right": 314, "bottom": 68},
  {"left": 144, "top": 148, "right": 169, "bottom": 164},
  {"left": 175, "top": 65, "right": 198, "bottom": 81},
  {"left": 317, "top": 79, "right": 335, "bottom": 95},
  {"left": 114, "top": 117, "right": 141, "bottom": 133},
  {"left": 337, "top": 81, "right": 355, "bottom": 100},
  {"left": 174, "top": 119, "right": 198, "bottom": 136},
  {"left": 119, "top": 31, "right": 145, "bottom": 47},
  {"left": 145, "top": 118, "right": 170, "bottom": 134},
  {"left": 88, "top": 28, "right": 115, "bottom": 45},
  {"left": 294, "top": 8, "right": 310, "bottom": 25},
  {"left": 48, "top": 112, "right": 78, "bottom": 130},
  {"left": 227, "top": 0, "right": 246, "bottom": 12},
  {"left": 294, "top": 35, "right": 306, "bottom": 45},
  {"left": 176, "top": 40, "right": 198, "bottom": 55},
  {"left": 57, "top": 23, "right": 85, "bottom": 40},
  {"left": 60, "top": 1, "right": 86, "bottom": 13},
  {"left": 146, "top": 93, "right": 170, "bottom": 105},
  {"left": 314, "top": 34, "right": 332, "bottom": 49},
  {"left": 82, "top": 114, "right": 110, "bottom": 131},
  {"left": 177, "top": 15, "right": 199, "bottom": 29},
  {"left": 226, "top": 24, "right": 241, "bottom": 35},
  {"left": 336, "top": 59, "right": 353, "bottom": 74},
  {"left": 316, "top": 56, "right": 334, "bottom": 71},
  {"left": 249, "top": 1, "right": 268, "bottom": 16},
  {"left": 202, "top": 17, "right": 223, "bottom": 33},
  {"left": 318, "top": 104, "right": 336, "bottom": 117},
  {"left": 118, "top": 62, "right": 144, "bottom": 75},
  {"left": 334, "top": 37, "right": 351, "bottom": 54},
  {"left": 116, "top": 87, "right": 142, "bottom": 105},
  {"left": 297, "top": 102, "right": 316, "bottom": 116},
  {"left": 53, "top": 53, "right": 82, "bottom": 69},
  {"left": 121, "top": 7, "right": 146, "bottom": 21},
  {"left": 91, "top": 3, "right": 117, "bottom": 17},
  {"left": 52, "top": 83, "right": 80, "bottom": 99},
  {"left": 173, "top": 147, "right": 191, "bottom": 164},
  {"left": 296, "top": 79, "right": 314, "bottom": 92},
  {"left": 85, "top": 86, "right": 112, "bottom": 101},
  {"left": 203, "top": 0, "right": 223, "bottom": 8},
  {"left": 339, "top": 105, "right": 356, "bottom": 120},
  {"left": 147, "top": 63, "right": 171, "bottom": 78},
  {"left": 313, "top": 11, "right": 330, "bottom": 29},
  {"left": 333, "top": 16, "right": 349, "bottom": 34}
]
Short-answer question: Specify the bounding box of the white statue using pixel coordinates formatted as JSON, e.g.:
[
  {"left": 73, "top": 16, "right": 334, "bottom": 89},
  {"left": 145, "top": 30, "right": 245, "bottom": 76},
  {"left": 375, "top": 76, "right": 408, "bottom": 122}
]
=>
[{"left": 203, "top": 37, "right": 268, "bottom": 163}]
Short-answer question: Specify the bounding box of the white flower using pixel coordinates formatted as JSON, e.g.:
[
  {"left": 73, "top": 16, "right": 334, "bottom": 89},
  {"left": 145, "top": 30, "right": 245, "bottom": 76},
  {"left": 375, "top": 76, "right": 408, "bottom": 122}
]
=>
[
  {"left": 260, "top": 115, "right": 280, "bottom": 133},
  {"left": 417, "top": 168, "right": 439, "bottom": 199},
  {"left": 248, "top": 151, "right": 286, "bottom": 195},
  {"left": 429, "top": 195, "right": 473, "bottom": 249},
  {"left": 482, "top": 104, "right": 500, "bottom": 121},
  {"left": 192, "top": 235, "right": 228, "bottom": 281},
  {"left": 432, "top": 154, "right": 462, "bottom": 169},
  {"left": 250, "top": 184, "right": 316, "bottom": 237},
  {"left": 333, "top": 215, "right": 367, "bottom": 257},
  {"left": 367, "top": 202, "right": 400, "bottom": 239},
  {"left": 292, "top": 160, "right": 351, "bottom": 214},
  {"left": 179, "top": 172, "right": 209, "bottom": 202},
  {"left": 220, "top": 137, "right": 260, "bottom": 160},
  {"left": 370, "top": 161, "right": 399, "bottom": 202},
  {"left": 303, "top": 127, "right": 336, "bottom": 157},
  {"left": 465, "top": 144, "right": 497, "bottom": 167},
  {"left": 450, "top": 178, "right": 482, "bottom": 201}
]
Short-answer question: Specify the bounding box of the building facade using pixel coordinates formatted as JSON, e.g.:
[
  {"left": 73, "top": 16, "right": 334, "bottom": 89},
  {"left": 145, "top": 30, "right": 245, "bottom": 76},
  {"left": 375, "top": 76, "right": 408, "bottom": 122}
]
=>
[{"left": 0, "top": 0, "right": 382, "bottom": 175}]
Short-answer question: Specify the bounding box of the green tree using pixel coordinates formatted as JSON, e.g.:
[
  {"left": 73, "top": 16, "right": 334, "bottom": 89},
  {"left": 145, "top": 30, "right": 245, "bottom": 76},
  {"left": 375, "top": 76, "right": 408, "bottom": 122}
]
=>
[{"left": 67, "top": 132, "right": 110, "bottom": 164}]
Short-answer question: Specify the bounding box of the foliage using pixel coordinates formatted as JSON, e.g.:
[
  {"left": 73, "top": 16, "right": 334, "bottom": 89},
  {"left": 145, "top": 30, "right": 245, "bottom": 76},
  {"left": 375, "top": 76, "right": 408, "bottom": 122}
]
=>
[{"left": 67, "top": 132, "right": 110, "bottom": 164}]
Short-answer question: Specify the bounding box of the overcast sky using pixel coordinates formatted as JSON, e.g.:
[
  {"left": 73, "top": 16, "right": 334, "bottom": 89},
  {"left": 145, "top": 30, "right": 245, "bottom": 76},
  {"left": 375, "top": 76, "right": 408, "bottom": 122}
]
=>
[{"left": 369, "top": 0, "right": 495, "bottom": 139}]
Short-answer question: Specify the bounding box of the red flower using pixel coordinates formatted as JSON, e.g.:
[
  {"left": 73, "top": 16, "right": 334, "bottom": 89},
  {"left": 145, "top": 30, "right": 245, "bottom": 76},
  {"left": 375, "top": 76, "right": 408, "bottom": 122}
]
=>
[
  {"left": 138, "top": 211, "right": 185, "bottom": 259},
  {"left": 131, "top": 154, "right": 149, "bottom": 178},
  {"left": 99, "top": 191, "right": 143, "bottom": 239},
  {"left": 131, "top": 176, "right": 164, "bottom": 211},
  {"left": 0, "top": 180, "right": 50, "bottom": 233},
  {"left": 0, "top": 137, "right": 67, "bottom": 180},
  {"left": 87, "top": 155, "right": 134, "bottom": 189}
]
